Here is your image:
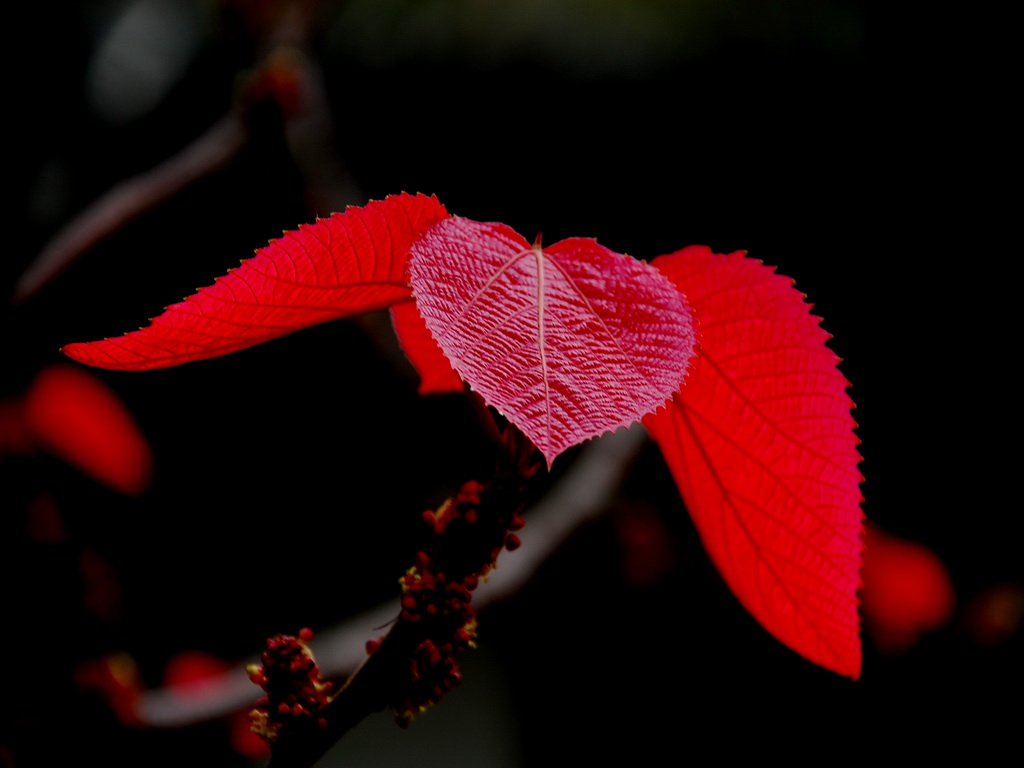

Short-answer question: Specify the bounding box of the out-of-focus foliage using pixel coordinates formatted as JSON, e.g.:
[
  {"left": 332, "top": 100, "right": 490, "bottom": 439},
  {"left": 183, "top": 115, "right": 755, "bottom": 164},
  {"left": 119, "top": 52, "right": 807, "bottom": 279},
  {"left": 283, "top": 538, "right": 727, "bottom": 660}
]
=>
[{"left": 329, "top": 0, "right": 863, "bottom": 73}]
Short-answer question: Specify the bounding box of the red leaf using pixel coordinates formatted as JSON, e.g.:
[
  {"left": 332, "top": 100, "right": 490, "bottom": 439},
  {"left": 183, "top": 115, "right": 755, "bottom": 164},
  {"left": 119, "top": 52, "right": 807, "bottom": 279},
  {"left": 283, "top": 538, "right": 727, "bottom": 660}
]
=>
[
  {"left": 390, "top": 300, "right": 463, "bottom": 395},
  {"left": 860, "top": 522, "right": 954, "bottom": 654},
  {"left": 162, "top": 650, "right": 231, "bottom": 698},
  {"left": 74, "top": 653, "right": 142, "bottom": 727},
  {"left": 409, "top": 217, "right": 696, "bottom": 466},
  {"left": 62, "top": 193, "right": 449, "bottom": 371},
  {"left": 643, "top": 246, "right": 863, "bottom": 678},
  {"left": 23, "top": 364, "right": 154, "bottom": 496}
]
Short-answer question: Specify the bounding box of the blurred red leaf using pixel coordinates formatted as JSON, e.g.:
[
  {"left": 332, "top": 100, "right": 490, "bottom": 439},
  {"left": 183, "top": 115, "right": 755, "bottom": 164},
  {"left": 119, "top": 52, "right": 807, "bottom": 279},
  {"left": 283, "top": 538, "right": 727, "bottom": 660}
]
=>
[
  {"left": 62, "top": 193, "right": 448, "bottom": 371},
  {"left": 0, "top": 397, "right": 32, "bottom": 457},
  {"left": 644, "top": 246, "right": 863, "bottom": 678},
  {"left": 26, "top": 492, "right": 69, "bottom": 544},
  {"left": 163, "top": 650, "right": 232, "bottom": 699},
  {"left": 409, "top": 217, "right": 696, "bottom": 465},
  {"left": 75, "top": 653, "right": 142, "bottom": 727},
  {"left": 861, "top": 523, "right": 954, "bottom": 654},
  {"left": 23, "top": 364, "right": 154, "bottom": 496},
  {"left": 163, "top": 650, "right": 269, "bottom": 761}
]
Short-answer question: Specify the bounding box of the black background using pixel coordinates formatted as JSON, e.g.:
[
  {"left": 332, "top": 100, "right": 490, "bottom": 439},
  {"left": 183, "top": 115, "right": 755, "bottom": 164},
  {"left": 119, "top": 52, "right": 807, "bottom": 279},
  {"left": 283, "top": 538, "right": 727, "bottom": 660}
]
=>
[{"left": 2, "top": 2, "right": 1018, "bottom": 766}]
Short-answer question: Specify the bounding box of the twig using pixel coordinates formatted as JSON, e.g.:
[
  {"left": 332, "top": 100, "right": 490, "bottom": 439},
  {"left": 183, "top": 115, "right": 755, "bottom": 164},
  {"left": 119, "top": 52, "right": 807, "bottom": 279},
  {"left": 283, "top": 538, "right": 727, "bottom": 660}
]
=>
[
  {"left": 13, "top": 1, "right": 358, "bottom": 305},
  {"left": 12, "top": 116, "right": 246, "bottom": 304},
  {"left": 136, "top": 425, "right": 648, "bottom": 729}
]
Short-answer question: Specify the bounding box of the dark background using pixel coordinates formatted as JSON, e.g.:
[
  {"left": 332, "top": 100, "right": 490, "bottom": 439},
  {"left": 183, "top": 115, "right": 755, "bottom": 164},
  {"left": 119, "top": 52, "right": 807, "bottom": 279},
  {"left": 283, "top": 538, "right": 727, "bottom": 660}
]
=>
[{"left": 2, "top": 1, "right": 1018, "bottom": 766}]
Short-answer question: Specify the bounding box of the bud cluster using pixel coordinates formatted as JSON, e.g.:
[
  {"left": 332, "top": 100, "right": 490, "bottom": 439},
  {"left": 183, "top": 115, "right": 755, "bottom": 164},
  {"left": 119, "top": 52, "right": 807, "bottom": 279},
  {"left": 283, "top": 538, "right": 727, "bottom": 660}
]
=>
[
  {"left": 421, "top": 479, "right": 525, "bottom": 573},
  {"left": 386, "top": 476, "right": 526, "bottom": 722},
  {"left": 245, "top": 474, "right": 531, "bottom": 747},
  {"left": 390, "top": 555, "right": 478, "bottom": 723},
  {"left": 247, "top": 628, "right": 333, "bottom": 742}
]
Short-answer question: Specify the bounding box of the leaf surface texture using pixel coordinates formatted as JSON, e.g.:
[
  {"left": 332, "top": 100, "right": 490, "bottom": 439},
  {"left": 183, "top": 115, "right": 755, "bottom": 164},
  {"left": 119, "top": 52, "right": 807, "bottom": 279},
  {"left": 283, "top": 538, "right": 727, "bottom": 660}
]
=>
[
  {"left": 62, "top": 194, "right": 449, "bottom": 370},
  {"left": 644, "top": 246, "right": 863, "bottom": 678},
  {"left": 409, "top": 217, "right": 696, "bottom": 465}
]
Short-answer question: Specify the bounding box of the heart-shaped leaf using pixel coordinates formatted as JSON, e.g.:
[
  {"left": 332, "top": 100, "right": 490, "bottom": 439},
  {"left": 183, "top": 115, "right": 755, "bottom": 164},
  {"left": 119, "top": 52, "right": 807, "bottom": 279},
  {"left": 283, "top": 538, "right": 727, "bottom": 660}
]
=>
[
  {"left": 643, "top": 246, "right": 863, "bottom": 678},
  {"left": 62, "top": 194, "right": 449, "bottom": 370},
  {"left": 408, "top": 217, "right": 696, "bottom": 466}
]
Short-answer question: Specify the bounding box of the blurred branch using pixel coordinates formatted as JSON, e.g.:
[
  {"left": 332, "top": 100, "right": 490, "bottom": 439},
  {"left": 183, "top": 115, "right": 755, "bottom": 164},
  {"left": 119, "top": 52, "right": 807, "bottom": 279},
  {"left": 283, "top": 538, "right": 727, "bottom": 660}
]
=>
[
  {"left": 136, "top": 425, "right": 648, "bottom": 729},
  {"left": 13, "top": 0, "right": 358, "bottom": 306},
  {"left": 12, "top": 115, "right": 246, "bottom": 305}
]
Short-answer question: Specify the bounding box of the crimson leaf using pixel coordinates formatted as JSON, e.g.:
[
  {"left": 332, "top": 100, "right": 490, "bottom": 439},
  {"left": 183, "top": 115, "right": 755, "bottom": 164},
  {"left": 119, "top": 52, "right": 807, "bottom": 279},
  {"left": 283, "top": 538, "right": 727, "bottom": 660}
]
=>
[
  {"left": 61, "top": 194, "right": 448, "bottom": 370},
  {"left": 23, "top": 364, "right": 153, "bottom": 496},
  {"left": 860, "top": 522, "right": 953, "bottom": 654},
  {"left": 643, "top": 246, "right": 863, "bottom": 678},
  {"left": 390, "top": 300, "right": 463, "bottom": 395},
  {"left": 408, "top": 217, "right": 697, "bottom": 466}
]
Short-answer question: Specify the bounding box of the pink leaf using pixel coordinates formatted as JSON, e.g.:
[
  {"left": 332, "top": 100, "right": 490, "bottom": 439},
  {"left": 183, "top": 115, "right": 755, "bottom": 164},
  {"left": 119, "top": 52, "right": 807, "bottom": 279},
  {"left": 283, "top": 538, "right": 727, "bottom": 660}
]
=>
[
  {"left": 390, "top": 300, "right": 463, "bottom": 395},
  {"left": 62, "top": 193, "right": 449, "bottom": 371},
  {"left": 643, "top": 246, "right": 863, "bottom": 678},
  {"left": 409, "top": 217, "right": 696, "bottom": 466}
]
